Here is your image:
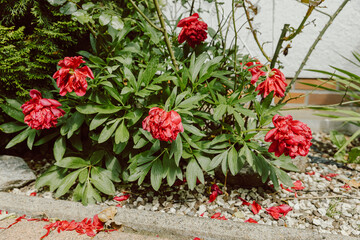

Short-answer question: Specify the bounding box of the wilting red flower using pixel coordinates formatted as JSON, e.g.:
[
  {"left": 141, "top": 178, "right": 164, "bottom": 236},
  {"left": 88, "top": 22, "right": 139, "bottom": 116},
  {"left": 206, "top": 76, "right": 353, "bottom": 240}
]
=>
[
  {"left": 265, "top": 114, "right": 312, "bottom": 159},
  {"left": 21, "top": 90, "right": 65, "bottom": 130},
  {"left": 142, "top": 107, "right": 184, "bottom": 142},
  {"left": 251, "top": 201, "right": 262, "bottom": 215},
  {"left": 238, "top": 197, "right": 251, "bottom": 206},
  {"left": 244, "top": 218, "right": 258, "bottom": 223},
  {"left": 113, "top": 194, "right": 130, "bottom": 202},
  {"left": 244, "top": 61, "right": 266, "bottom": 84},
  {"left": 265, "top": 204, "right": 292, "bottom": 220},
  {"left": 53, "top": 56, "right": 94, "bottom": 96},
  {"left": 177, "top": 13, "right": 208, "bottom": 48},
  {"left": 256, "top": 68, "right": 287, "bottom": 98},
  {"left": 291, "top": 180, "right": 305, "bottom": 191},
  {"left": 209, "top": 191, "right": 218, "bottom": 203}
]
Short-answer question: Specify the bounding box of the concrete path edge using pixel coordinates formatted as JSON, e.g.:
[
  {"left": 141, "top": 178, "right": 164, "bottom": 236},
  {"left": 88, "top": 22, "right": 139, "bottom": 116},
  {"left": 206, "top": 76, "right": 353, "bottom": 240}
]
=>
[{"left": 0, "top": 192, "right": 356, "bottom": 240}]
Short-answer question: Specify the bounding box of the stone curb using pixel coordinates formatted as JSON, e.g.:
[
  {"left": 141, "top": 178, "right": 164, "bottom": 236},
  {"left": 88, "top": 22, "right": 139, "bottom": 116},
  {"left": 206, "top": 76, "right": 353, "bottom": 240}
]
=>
[{"left": 0, "top": 192, "right": 356, "bottom": 240}]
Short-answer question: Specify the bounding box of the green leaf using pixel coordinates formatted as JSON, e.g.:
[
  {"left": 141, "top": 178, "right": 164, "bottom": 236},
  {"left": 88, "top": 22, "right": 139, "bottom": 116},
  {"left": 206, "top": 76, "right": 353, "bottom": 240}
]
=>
[
  {"left": 0, "top": 122, "right": 27, "bottom": 133},
  {"left": 78, "top": 168, "right": 88, "bottom": 184},
  {"left": 330, "top": 130, "right": 346, "bottom": 150},
  {"left": 150, "top": 159, "right": 163, "bottom": 191},
  {"left": 209, "top": 150, "right": 227, "bottom": 170},
  {"left": 0, "top": 104, "right": 24, "bottom": 122},
  {"left": 47, "top": 0, "right": 66, "bottom": 6},
  {"left": 93, "top": 105, "right": 123, "bottom": 114},
  {"left": 177, "top": 95, "right": 205, "bottom": 109},
  {"left": 213, "top": 104, "right": 227, "bottom": 121},
  {"left": 72, "top": 10, "right": 92, "bottom": 24},
  {"left": 90, "top": 114, "right": 109, "bottom": 131},
  {"left": 90, "top": 150, "right": 105, "bottom": 165},
  {"left": 111, "top": 16, "right": 124, "bottom": 30},
  {"left": 272, "top": 157, "right": 299, "bottom": 172},
  {"left": 99, "top": 13, "right": 111, "bottom": 26},
  {"left": 269, "top": 166, "right": 279, "bottom": 190},
  {"left": 165, "top": 87, "right": 177, "bottom": 111},
  {"left": 82, "top": 182, "right": 102, "bottom": 205},
  {"left": 163, "top": 152, "right": 177, "bottom": 186},
  {"left": 186, "top": 158, "right": 204, "bottom": 190},
  {"left": 183, "top": 123, "right": 206, "bottom": 137},
  {"left": 194, "top": 151, "right": 211, "bottom": 171},
  {"left": 170, "top": 135, "right": 183, "bottom": 166},
  {"left": 228, "top": 147, "right": 239, "bottom": 175},
  {"left": 55, "top": 169, "right": 82, "bottom": 198},
  {"left": 124, "top": 67, "right": 137, "bottom": 90},
  {"left": 190, "top": 52, "right": 208, "bottom": 83},
  {"left": 5, "top": 127, "right": 31, "bottom": 149},
  {"left": 275, "top": 167, "right": 294, "bottom": 188},
  {"left": 348, "top": 147, "right": 360, "bottom": 163},
  {"left": 60, "top": 2, "right": 77, "bottom": 15},
  {"left": 27, "top": 129, "right": 36, "bottom": 150},
  {"left": 54, "top": 136, "right": 66, "bottom": 162},
  {"left": 67, "top": 112, "right": 84, "bottom": 138},
  {"left": 124, "top": 110, "right": 143, "bottom": 126},
  {"left": 115, "top": 120, "right": 129, "bottom": 144},
  {"left": 98, "top": 119, "right": 120, "bottom": 143},
  {"left": 55, "top": 157, "right": 89, "bottom": 169},
  {"left": 82, "top": 2, "right": 95, "bottom": 10},
  {"left": 113, "top": 141, "right": 127, "bottom": 154},
  {"left": 76, "top": 105, "right": 97, "bottom": 114},
  {"left": 34, "top": 132, "right": 58, "bottom": 146},
  {"left": 69, "top": 134, "right": 83, "bottom": 151},
  {"left": 90, "top": 167, "right": 115, "bottom": 195},
  {"left": 35, "top": 166, "right": 67, "bottom": 192}
]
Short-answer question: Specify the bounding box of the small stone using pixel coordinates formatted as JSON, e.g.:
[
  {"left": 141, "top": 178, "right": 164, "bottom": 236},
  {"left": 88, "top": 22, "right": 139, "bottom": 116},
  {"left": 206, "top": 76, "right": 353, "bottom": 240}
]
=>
[
  {"left": 278, "top": 219, "right": 285, "bottom": 226},
  {"left": 234, "top": 211, "right": 245, "bottom": 219},
  {"left": 197, "top": 205, "right": 206, "bottom": 215},
  {"left": 313, "top": 218, "right": 322, "bottom": 226}
]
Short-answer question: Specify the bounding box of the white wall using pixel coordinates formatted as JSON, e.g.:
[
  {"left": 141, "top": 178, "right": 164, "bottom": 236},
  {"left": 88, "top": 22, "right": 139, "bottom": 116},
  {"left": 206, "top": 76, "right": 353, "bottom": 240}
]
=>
[{"left": 164, "top": 0, "right": 360, "bottom": 78}]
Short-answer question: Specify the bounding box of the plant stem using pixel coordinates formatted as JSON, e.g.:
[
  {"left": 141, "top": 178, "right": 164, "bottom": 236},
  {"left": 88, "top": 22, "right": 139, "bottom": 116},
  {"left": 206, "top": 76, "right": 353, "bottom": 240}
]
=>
[
  {"left": 270, "top": 24, "right": 289, "bottom": 69},
  {"left": 242, "top": 1, "right": 271, "bottom": 62},
  {"left": 283, "top": 6, "right": 315, "bottom": 41},
  {"left": 232, "top": 0, "right": 238, "bottom": 90},
  {"left": 242, "top": 128, "right": 270, "bottom": 133},
  {"left": 279, "top": 0, "right": 350, "bottom": 104},
  {"left": 190, "top": 0, "right": 196, "bottom": 15},
  {"left": 153, "top": 0, "right": 179, "bottom": 71},
  {"left": 215, "top": 0, "right": 225, "bottom": 50},
  {"left": 129, "top": 0, "right": 163, "bottom": 32}
]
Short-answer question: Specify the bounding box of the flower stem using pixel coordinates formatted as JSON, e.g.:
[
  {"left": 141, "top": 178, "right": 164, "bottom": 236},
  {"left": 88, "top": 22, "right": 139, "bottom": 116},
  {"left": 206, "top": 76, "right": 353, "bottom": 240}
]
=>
[
  {"left": 242, "top": 128, "right": 271, "bottom": 134},
  {"left": 190, "top": 0, "right": 196, "bottom": 15},
  {"left": 232, "top": 0, "right": 238, "bottom": 90},
  {"left": 153, "top": 0, "right": 179, "bottom": 71}
]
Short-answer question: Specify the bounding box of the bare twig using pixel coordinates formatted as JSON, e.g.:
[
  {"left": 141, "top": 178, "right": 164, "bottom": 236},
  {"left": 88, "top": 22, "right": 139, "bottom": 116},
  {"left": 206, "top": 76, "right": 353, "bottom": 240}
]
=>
[
  {"left": 279, "top": 0, "right": 350, "bottom": 104},
  {"left": 242, "top": 1, "right": 271, "bottom": 62},
  {"left": 232, "top": 0, "right": 238, "bottom": 89}
]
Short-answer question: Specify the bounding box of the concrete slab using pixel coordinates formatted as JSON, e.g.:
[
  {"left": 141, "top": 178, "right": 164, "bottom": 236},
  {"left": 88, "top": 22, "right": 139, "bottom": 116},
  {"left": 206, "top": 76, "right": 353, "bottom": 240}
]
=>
[{"left": 0, "top": 192, "right": 356, "bottom": 240}]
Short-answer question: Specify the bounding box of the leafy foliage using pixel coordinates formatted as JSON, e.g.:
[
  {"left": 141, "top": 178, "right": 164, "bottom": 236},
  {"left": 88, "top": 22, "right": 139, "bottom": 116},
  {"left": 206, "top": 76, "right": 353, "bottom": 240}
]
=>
[{"left": 0, "top": 0, "right": 301, "bottom": 205}]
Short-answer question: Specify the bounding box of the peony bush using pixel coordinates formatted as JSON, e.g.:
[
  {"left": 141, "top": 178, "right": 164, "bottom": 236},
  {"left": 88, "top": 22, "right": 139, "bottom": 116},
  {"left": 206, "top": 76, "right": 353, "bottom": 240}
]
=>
[{"left": 0, "top": 0, "right": 313, "bottom": 205}]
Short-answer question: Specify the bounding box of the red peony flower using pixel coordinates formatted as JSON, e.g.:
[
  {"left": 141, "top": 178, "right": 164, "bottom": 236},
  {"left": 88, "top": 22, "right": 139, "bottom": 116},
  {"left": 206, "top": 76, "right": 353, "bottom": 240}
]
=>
[
  {"left": 255, "top": 68, "right": 287, "bottom": 98},
  {"left": 21, "top": 89, "right": 65, "bottom": 130},
  {"left": 177, "top": 13, "right": 208, "bottom": 48},
  {"left": 265, "top": 114, "right": 312, "bottom": 159},
  {"left": 142, "top": 107, "right": 184, "bottom": 142},
  {"left": 53, "top": 56, "right": 94, "bottom": 96},
  {"left": 244, "top": 61, "right": 266, "bottom": 85}
]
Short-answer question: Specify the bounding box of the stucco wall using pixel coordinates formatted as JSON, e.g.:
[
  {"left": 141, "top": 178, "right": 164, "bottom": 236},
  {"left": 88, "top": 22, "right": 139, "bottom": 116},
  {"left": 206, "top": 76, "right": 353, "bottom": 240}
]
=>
[{"left": 164, "top": 0, "right": 360, "bottom": 78}]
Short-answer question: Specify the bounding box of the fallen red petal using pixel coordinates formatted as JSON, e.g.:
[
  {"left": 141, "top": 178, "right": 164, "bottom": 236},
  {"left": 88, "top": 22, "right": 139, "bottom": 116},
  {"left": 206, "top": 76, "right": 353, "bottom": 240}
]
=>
[
  {"left": 238, "top": 197, "right": 251, "bottom": 206},
  {"left": 211, "top": 212, "right": 221, "bottom": 219},
  {"left": 280, "top": 184, "right": 294, "bottom": 193},
  {"left": 244, "top": 218, "right": 258, "bottom": 223},
  {"left": 291, "top": 180, "right": 305, "bottom": 191},
  {"left": 200, "top": 213, "right": 205, "bottom": 217},
  {"left": 278, "top": 204, "right": 292, "bottom": 216},
  {"left": 30, "top": 192, "right": 37, "bottom": 196},
  {"left": 209, "top": 191, "right": 218, "bottom": 203},
  {"left": 265, "top": 207, "right": 280, "bottom": 220},
  {"left": 193, "top": 238, "right": 201, "bottom": 240},
  {"left": 341, "top": 184, "right": 351, "bottom": 190},
  {"left": 113, "top": 194, "right": 130, "bottom": 202},
  {"left": 251, "top": 201, "right": 262, "bottom": 215},
  {"left": 306, "top": 171, "right": 315, "bottom": 175}
]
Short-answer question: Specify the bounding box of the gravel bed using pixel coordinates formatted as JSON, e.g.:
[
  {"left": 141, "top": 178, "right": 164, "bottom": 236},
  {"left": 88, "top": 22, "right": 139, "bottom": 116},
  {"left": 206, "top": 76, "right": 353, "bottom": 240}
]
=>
[{"left": 6, "top": 132, "right": 360, "bottom": 237}]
